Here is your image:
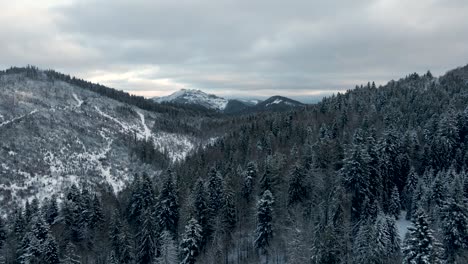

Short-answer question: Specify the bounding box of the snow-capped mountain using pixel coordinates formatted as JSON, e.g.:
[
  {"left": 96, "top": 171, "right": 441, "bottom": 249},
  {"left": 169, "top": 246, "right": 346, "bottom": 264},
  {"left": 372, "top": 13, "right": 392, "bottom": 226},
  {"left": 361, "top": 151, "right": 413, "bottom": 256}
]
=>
[
  {"left": 153, "top": 89, "right": 305, "bottom": 114},
  {"left": 0, "top": 68, "right": 206, "bottom": 209},
  {"left": 153, "top": 89, "right": 228, "bottom": 111}
]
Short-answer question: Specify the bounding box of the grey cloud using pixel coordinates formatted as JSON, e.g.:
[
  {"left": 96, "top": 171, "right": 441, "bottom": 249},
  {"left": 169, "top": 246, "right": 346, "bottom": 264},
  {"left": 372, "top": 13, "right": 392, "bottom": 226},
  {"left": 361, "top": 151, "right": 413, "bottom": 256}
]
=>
[{"left": 2, "top": 0, "right": 468, "bottom": 98}]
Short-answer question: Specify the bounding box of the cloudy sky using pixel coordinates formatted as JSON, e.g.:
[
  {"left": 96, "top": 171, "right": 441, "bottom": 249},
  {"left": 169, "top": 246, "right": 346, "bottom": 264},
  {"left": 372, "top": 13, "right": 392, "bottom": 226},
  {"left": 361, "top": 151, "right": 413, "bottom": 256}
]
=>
[{"left": 2, "top": 0, "right": 468, "bottom": 102}]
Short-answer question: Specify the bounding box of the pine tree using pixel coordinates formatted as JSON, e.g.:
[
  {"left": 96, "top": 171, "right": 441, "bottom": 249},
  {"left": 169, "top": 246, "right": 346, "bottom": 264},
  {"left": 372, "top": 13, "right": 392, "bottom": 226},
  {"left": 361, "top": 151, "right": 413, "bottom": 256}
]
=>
[
  {"left": 63, "top": 242, "right": 81, "bottom": 264},
  {"left": 288, "top": 163, "right": 307, "bottom": 206},
  {"left": 107, "top": 251, "right": 118, "bottom": 264},
  {"left": 44, "top": 195, "right": 59, "bottom": 225},
  {"left": 155, "top": 231, "right": 178, "bottom": 264},
  {"left": 136, "top": 209, "right": 158, "bottom": 264},
  {"left": 42, "top": 234, "right": 60, "bottom": 264},
  {"left": 242, "top": 162, "right": 257, "bottom": 202},
  {"left": 0, "top": 217, "right": 6, "bottom": 250},
  {"left": 341, "top": 138, "right": 371, "bottom": 221},
  {"left": 440, "top": 198, "right": 468, "bottom": 262},
  {"left": 389, "top": 186, "right": 401, "bottom": 219},
  {"left": 403, "top": 209, "right": 442, "bottom": 264},
  {"left": 221, "top": 190, "right": 236, "bottom": 233},
  {"left": 353, "top": 220, "right": 378, "bottom": 264},
  {"left": 157, "top": 170, "right": 179, "bottom": 237},
  {"left": 192, "top": 178, "right": 211, "bottom": 248},
  {"left": 254, "top": 190, "right": 274, "bottom": 257},
  {"left": 90, "top": 194, "right": 104, "bottom": 230},
  {"left": 260, "top": 167, "right": 273, "bottom": 195},
  {"left": 180, "top": 218, "right": 202, "bottom": 264},
  {"left": 207, "top": 168, "right": 224, "bottom": 215},
  {"left": 109, "top": 211, "right": 134, "bottom": 264}
]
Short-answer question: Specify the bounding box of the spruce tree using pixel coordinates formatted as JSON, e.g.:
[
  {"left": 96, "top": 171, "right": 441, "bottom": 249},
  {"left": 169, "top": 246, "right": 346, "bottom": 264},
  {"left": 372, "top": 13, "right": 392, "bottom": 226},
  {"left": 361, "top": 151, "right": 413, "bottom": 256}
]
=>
[
  {"left": 157, "top": 170, "right": 179, "bottom": 237},
  {"left": 403, "top": 209, "right": 442, "bottom": 264},
  {"left": 63, "top": 242, "right": 81, "bottom": 264},
  {"left": 0, "top": 218, "right": 6, "bottom": 250},
  {"left": 180, "top": 218, "right": 202, "bottom": 264},
  {"left": 242, "top": 162, "right": 257, "bottom": 202},
  {"left": 207, "top": 168, "right": 224, "bottom": 215},
  {"left": 342, "top": 146, "right": 371, "bottom": 221},
  {"left": 156, "top": 231, "right": 178, "bottom": 264},
  {"left": 389, "top": 186, "right": 401, "bottom": 219},
  {"left": 440, "top": 198, "right": 468, "bottom": 262},
  {"left": 107, "top": 251, "right": 118, "bottom": 264},
  {"left": 192, "top": 178, "right": 210, "bottom": 248},
  {"left": 136, "top": 209, "right": 158, "bottom": 264},
  {"left": 42, "top": 234, "right": 60, "bottom": 264},
  {"left": 288, "top": 163, "right": 307, "bottom": 206},
  {"left": 254, "top": 190, "right": 274, "bottom": 258}
]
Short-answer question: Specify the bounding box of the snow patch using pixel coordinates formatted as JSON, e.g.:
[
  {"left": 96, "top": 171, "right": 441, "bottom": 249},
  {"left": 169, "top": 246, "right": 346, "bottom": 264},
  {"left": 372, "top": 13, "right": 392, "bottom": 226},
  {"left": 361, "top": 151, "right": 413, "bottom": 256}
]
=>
[
  {"left": 137, "top": 111, "right": 151, "bottom": 141},
  {"left": 0, "top": 109, "right": 38, "bottom": 128},
  {"left": 72, "top": 93, "right": 83, "bottom": 107},
  {"left": 266, "top": 99, "right": 285, "bottom": 107},
  {"left": 396, "top": 211, "right": 412, "bottom": 241}
]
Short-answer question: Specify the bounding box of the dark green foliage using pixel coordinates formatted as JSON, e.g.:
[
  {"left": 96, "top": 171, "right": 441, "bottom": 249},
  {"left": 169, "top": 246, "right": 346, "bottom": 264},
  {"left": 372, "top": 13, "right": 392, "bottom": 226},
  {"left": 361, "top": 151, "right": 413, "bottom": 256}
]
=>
[
  {"left": 288, "top": 163, "right": 307, "bottom": 206},
  {"left": 157, "top": 170, "right": 179, "bottom": 237},
  {"left": 403, "top": 209, "right": 442, "bottom": 264},
  {"left": 440, "top": 198, "right": 468, "bottom": 262},
  {"left": 255, "top": 190, "right": 274, "bottom": 255},
  {"left": 181, "top": 218, "right": 203, "bottom": 264},
  {"left": 136, "top": 209, "right": 158, "bottom": 264}
]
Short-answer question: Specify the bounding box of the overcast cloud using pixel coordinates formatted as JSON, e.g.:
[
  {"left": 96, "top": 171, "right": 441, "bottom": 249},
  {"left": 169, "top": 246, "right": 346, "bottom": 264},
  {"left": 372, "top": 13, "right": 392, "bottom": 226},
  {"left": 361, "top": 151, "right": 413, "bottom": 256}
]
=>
[{"left": 2, "top": 0, "right": 468, "bottom": 101}]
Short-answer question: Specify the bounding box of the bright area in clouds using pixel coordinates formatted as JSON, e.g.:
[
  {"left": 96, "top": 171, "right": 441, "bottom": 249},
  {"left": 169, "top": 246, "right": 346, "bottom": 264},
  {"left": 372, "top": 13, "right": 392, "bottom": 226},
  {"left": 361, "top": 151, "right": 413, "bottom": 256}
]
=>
[{"left": 1, "top": 0, "right": 468, "bottom": 102}]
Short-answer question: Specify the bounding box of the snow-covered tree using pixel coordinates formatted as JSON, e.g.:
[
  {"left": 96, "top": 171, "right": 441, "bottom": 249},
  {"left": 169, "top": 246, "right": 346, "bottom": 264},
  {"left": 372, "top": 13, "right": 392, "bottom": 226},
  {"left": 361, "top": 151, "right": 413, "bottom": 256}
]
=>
[
  {"left": 341, "top": 133, "right": 371, "bottom": 221},
  {"left": 180, "top": 218, "right": 202, "bottom": 264},
  {"left": 389, "top": 186, "right": 401, "bottom": 219},
  {"left": 42, "top": 234, "right": 60, "bottom": 264},
  {"left": 207, "top": 168, "right": 225, "bottom": 215},
  {"left": 288, "top": 163, "right": 307, "bottom": 206},
  {"left": 155, "top": 231, "right": 178, "bottom": 264},
  {"left": 403, "top": 209, "right": 442, "bottom": 264},
  {"left": 136, "top": 209, "right": 158, "bottom": 264},
  {"left": 157, "top": 170, "right": 179, "bottom": 237},
  {"left": 255, "top": 190, "right": 274, "bottom": 257},
  {"left": 192, "top": 178, "right": 211, "bottom": 248},
  {"left": 353, "top": 220, "right": 378, "bottom": 264},
  {"left": 63, "top": 242, "right": 81, "bottom": 264},
  {"left": 440, "top": 198, "right": 468, "bottom": 262},
  {"left": 242, "top": 162, "right": 257, "bottom": 202},
  {"left": 107, "top": 251, "right": 118, "bottom": 264}
]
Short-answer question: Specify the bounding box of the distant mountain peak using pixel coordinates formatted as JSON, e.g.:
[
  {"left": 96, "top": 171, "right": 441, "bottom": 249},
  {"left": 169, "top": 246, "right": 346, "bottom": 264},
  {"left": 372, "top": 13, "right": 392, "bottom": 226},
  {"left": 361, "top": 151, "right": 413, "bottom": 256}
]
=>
[{"left": 153, "top": 89, "right": 228, "bottom": 110}]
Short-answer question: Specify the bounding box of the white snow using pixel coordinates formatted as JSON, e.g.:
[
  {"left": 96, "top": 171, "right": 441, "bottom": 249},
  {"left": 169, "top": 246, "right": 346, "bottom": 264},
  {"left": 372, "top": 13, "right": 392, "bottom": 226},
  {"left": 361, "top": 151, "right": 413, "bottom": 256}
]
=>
[
  {"left": 396, "top": 211, "right": 412, "bottom": 241},
  {"left": 154, "top": 89, "right": 228, "bottom": 110},
  {"left": 266, "top": 99, "right": 283, "bottom": 107},
  {"left": 95, "top": 106, "right": 195, "bottom": 162},
  {"left": 72, "top": 93, "right": 83, "bottom": 107},
  {"left": 0, "top": 109, "right": 38, "bottom": 128},
  {"left": 137, "top": 111, "right": 151, "bottom": 140}
]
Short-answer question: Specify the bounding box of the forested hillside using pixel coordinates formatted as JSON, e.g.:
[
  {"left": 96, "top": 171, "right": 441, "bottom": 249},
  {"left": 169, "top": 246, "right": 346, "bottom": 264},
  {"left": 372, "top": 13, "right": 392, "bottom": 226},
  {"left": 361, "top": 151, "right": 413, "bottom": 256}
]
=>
[{"left": 1, "top": 65, "right": 468, "bottom": 264}]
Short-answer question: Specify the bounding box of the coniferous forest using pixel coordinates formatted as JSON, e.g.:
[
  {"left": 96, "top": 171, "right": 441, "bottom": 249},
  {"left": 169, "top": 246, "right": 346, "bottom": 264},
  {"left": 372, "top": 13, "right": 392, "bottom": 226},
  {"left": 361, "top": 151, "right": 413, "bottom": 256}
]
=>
[{"left": 1, "top": 65, "right": 468, "bottom": 264}]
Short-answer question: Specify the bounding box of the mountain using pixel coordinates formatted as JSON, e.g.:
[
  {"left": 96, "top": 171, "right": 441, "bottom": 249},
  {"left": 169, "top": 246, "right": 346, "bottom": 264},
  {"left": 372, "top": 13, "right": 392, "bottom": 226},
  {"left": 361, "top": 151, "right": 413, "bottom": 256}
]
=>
[
  {"left": 153, "top": 88, "right": 304, "bottom": 114},
  {"left": 153, "top": 89, "right": 228, "bottom": 111},
  {"left": 2, "top": 64, "right": 468, "bottom": 263},
  {"left": 254, "top": 95, "right": 305, "bottom": 111},
  {"left": 0, "top": 67, "right": 216, "bottom": 211}
]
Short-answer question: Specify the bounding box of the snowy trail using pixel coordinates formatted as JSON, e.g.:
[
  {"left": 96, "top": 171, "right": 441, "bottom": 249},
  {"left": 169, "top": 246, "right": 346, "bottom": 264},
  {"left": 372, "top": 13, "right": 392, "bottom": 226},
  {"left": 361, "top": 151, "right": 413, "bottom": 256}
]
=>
[
  {"left": 137, "top": 111, "right": 152, "bottom": 140},
  {"left": 0, "top": 109, "right": 38, "bottom": 128},
  {"left": 72, "top": 93, "right": 83, "bottom": 107},
  {"left": 94, "top": 106, "right": 133, "bottom": 134}
]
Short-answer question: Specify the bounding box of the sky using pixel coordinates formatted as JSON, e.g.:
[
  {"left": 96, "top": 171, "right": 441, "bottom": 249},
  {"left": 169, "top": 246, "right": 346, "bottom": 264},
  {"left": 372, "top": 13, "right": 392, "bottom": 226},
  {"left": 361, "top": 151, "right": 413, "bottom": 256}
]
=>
[{"left": 1, "top": 0, "right": 468, "bottom": 102}]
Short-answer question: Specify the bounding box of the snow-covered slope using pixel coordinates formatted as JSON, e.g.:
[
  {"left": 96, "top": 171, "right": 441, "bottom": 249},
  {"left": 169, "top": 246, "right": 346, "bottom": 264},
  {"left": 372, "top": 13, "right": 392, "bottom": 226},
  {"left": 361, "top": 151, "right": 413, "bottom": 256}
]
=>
[
  {"left": 153, "top": 89, "right": 228, "bottom": 111},
  {"left": 0, "top": 72, "right": 199, "bottom": 208}
]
